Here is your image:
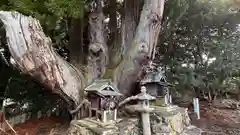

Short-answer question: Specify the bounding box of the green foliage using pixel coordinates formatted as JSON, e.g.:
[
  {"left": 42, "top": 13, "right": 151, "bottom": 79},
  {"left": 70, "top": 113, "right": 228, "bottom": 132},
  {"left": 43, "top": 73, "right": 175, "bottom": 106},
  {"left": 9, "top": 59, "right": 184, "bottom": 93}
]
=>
[
  {"left": 158, "top": 0, "right": 240, "bottom": 98},
  {"left": 0, "top": 0, "right": 85, "bottom": 18},
  {"left": 45, "top": 0, "right": 85, "bottom": 18},
  {"left": 0, "top": 0, "right": 85, "bottom": 47},
  {"left": 0, "top": 68, "right": 66, "bottom": 113}
]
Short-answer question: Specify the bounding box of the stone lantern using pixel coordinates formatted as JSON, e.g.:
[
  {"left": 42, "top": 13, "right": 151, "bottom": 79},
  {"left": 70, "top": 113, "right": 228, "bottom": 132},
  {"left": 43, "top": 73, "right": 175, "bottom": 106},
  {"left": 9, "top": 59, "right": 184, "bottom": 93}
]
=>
[
  {"left": 119, "top": 86, "right": 156, "bottom": 135},
  {"left": 137, "top": 86, "right": 155, "bottom": 135},
  {"left": 137, "top": 86, "right": 155, "bottom": 107}
]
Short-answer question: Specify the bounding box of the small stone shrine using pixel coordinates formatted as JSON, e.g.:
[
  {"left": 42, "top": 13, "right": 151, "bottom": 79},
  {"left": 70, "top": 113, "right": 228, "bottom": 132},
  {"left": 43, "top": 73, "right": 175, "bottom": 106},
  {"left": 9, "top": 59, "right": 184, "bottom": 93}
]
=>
[
  {"left": 140, "top": 61, "right": 172, "bottom": 106},
  {"left": 140, "top": 61, "right": 167, "bottom": 97},
  {"left": 84, "top": 79, "right": 122, "bottom": 123}
]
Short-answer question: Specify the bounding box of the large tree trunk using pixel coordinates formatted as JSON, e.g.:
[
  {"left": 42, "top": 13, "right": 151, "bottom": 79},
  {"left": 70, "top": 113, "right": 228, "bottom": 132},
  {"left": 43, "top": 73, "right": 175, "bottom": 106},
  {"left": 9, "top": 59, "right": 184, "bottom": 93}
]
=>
[
  {"left": 0, "top": 0, "right": 165, "bottom": 114},
  {"left": 68, "top": 18, "right": 86, "bottom": 68},
  {"left": 0, "top": 11, "right": 85, "bottom": 109},
  {"left": 121, "top": 0, "right": 141, "bottom": 55},
  {"left": 114, "top": 0, "right": 165, "bottom": 96},
  {"left": 86, "top": 0, "right": 108, "bottom": 84}
]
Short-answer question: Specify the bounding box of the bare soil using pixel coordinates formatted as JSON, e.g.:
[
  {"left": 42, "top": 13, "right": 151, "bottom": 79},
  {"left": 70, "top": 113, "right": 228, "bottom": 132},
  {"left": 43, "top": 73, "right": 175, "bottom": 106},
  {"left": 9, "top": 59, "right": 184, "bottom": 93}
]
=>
[
  {"left": 6, "top": 116, "right": 69, "bottom": 135},
  {"left": 186, "top": 101, "right": 240, "bottom": 135}
]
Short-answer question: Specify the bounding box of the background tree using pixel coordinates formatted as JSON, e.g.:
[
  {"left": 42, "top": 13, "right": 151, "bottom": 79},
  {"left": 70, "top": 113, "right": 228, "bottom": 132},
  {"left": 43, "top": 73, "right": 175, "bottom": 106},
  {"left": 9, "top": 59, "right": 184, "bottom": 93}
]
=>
[{"left": 157, "top": 0, "right": 240, "bottom": 102}]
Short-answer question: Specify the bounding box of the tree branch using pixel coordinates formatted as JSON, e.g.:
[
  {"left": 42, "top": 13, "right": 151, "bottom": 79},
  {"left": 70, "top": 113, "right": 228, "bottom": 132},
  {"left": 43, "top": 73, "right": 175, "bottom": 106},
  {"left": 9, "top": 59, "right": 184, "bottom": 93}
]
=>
[
  {"left": 70, "top": 99, "right": 91, "bottom": 114},
  {"left": 117, "top": 95, "right": 139, "bottom": 107},
  {"left": 0, "top": 11, "right": 86, "bottom": 108},
  {"left": 114, "top": 0, "right": 165, "bottom": 95}
]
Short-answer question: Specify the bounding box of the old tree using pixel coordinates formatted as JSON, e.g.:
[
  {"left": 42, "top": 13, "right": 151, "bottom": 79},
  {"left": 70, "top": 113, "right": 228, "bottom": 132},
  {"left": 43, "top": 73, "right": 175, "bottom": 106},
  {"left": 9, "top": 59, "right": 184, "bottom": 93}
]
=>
[{"left": 0, "top": 0, "right": 165, "bottom": 115}]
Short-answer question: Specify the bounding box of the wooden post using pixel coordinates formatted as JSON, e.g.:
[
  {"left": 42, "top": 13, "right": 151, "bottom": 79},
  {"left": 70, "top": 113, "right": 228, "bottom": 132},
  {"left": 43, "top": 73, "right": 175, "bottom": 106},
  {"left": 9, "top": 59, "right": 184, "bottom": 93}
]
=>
[
  {"left": 114, "top": 109, "right": 117, "bottom": 120},
  {"left": 164, "top": 94, "right": 168, "bottom": 105},
  {"left": 193, "top": 98, "right": 200, "bottom": 119},
  {"left": 20, "top": 113, "right": 26, "bottom": 123},
  {"left": 47, "top": 110, "right": 51, "bottom": 117},
  {"left": 169, "top": 95, "right": 172, "bottom": 104},
  {"left": 88, "top": 108, "right": 92, "bottom": 118},
  {"left": 102, "top": 111, "right": 107, "bottom": 123},
  {"left": 37, "top": 111, "right": 42, "bottom": 118}
]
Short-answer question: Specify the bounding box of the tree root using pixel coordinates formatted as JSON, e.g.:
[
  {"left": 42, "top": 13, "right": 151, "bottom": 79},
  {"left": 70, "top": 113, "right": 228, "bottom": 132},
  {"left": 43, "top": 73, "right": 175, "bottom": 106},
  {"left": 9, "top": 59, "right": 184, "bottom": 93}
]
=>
[{"left": 70, "top": 99, "right": 91, "bottom": 114}]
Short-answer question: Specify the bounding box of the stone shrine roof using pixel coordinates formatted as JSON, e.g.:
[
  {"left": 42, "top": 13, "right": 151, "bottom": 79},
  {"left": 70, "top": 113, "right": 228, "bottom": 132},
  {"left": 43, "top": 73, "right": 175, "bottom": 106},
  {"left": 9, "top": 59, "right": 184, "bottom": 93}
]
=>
[{"left": 85, "top": 79, "right": 122, "bottom": 97}]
